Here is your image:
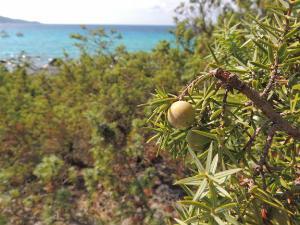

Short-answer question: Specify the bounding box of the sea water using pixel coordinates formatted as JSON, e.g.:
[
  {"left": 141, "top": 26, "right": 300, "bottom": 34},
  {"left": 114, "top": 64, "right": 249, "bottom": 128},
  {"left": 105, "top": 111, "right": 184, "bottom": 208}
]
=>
[{"left": 0, "top": 24, "right": 175, "bottom": 64}]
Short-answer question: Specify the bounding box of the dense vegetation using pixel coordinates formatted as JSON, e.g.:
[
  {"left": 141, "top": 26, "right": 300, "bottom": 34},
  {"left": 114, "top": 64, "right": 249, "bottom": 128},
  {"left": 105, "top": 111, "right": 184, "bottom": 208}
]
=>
[
  {"left": 148, "top": 0, "right": 300, "bottom": 224},
  {"left": 0, "top": 31, "right": 188, "bottom": 224},
  {"left": 0, "top": 0, "right": 299, "bottom": 225}
]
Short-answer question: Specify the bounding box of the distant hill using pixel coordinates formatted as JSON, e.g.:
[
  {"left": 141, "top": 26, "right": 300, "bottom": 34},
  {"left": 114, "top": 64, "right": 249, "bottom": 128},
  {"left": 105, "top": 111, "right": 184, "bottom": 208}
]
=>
[{"left": 0, "top": 16, "right": 40, "bottom": 24}]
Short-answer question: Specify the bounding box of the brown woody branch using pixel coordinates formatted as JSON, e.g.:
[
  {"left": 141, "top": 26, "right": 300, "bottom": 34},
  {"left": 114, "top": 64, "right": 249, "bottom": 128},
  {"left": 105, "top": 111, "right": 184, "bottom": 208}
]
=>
[
  {"left": 259, "top": 125, "right": 277, "bottom": 167},
  {"left": 221, "top": 88, "right": 229, "bottom": 129},
  {"left": 243, "top": 126, "right": 263, "bottom": 152},
  {"left": 261, "top": 66, "right": 278, "bottom": 98},
  {"left": 259, "top": 125, "right": 277, "bottom": 190},
  {"left": 212, "top": 69, "right": 300, "bottom": 141}
]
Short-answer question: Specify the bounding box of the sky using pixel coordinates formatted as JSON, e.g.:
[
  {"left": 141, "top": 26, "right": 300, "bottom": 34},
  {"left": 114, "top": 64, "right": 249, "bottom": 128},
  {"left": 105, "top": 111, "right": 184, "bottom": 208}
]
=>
[{"left": 1, "top": 0, "right": 187, "bottom": 25}]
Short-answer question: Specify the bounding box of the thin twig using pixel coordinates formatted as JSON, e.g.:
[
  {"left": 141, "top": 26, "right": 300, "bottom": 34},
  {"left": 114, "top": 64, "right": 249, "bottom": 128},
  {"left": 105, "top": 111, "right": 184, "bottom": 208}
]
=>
[
  {"left": 178, "top": 74, "right": 208, "bottom": 100},
  {"left": 221, "top": 88, "right": 229, "bottom": 129},
  {"left": 259, "top": 125, "right": 277, "bottom": 189},
  {"left": 261, "top": 64, "right": 279, "bottom": 98},
  {"left": 243, "top": 127, "right": 263, "bottom": 152},
  {"left": 259, "top": 125, "right": 277, "bottom": 166},
  {"left": 261, "top": 5, "right": 293, "bottom": 98},
  {"left": 242, "top": 122, "right": 272, "bottom": 172}
]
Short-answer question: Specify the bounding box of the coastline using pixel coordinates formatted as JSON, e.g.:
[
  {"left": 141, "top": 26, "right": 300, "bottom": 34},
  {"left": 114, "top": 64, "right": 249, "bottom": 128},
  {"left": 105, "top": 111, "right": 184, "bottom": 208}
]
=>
[{"left": 0, "top": 24, "right": 175, "bottom": 63}]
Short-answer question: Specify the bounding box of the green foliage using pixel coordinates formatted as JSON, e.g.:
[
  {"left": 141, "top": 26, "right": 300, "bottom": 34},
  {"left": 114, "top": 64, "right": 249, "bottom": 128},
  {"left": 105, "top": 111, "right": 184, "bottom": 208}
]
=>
[
  {"left": 175, "top": 145, "right": 242, "bottom": 225},
  {"left": 147, "top": 0, "right": 300, "bottom": 224},
  {"left": 0, "top": 24, "right": 187, "bottom": 224},
  {"left": 1, "top": 0, "right": 299, "bottom": 224},
  {"left": 33, "top": 155, "right": 64, "bottom": 183},
  {"left": 0, "top": 215, "right": 7, "bottom": 225}
]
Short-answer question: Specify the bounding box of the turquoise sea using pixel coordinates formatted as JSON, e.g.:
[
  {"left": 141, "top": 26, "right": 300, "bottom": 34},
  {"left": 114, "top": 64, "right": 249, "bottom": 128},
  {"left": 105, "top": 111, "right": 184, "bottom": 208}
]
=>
[{"left": 0, "top": 24, "right": 174, "bottom": 63}]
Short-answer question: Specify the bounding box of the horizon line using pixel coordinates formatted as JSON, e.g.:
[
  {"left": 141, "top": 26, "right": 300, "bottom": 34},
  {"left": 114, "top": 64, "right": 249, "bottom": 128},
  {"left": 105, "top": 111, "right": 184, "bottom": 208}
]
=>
[
  {"left": 0, "top": 22, "right": 176, "bottom": 26},
  {"left": 43, "top": 23, "right": 176, "bottom": 26},
  {"left": 0, "top": 15, "right": 177, "bottom": 26}
]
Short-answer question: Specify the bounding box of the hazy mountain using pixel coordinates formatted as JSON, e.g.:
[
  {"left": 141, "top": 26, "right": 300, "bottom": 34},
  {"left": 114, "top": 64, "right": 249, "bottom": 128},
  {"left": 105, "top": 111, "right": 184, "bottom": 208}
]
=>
[{"left": 0, "top": 16, "right": 40, "bottom": 24}]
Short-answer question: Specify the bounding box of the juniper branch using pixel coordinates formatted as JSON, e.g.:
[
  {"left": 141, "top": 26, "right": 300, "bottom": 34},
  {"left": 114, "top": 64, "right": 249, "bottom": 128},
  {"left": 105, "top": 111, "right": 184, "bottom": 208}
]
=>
[{"left": 212, "top": 69, "right": 300, "bottom": 141}]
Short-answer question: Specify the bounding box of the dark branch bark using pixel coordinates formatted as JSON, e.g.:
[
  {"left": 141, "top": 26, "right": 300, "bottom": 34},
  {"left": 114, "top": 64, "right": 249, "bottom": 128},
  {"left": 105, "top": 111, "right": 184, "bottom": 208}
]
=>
[
  {"left": 243, "top": 127, "right": 263, "bottom": 152},
  {"left": 259, "top": 125, "right": 277, "bottom": 167},
  {"left": 261, "top": 67, "right": 278, "bottom": 98},
  {"left": 212, "top": 69, "right": 300, "bottom": 141},
  {"left": 259, "top": 125, "right": 277, "bottom": 190},
  {"left": 221, "top": 88, "right": 229, "bottom": 129}
]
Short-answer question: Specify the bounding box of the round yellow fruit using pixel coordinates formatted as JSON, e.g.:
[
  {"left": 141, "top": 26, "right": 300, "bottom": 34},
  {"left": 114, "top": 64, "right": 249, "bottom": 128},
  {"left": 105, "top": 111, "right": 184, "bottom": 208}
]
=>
[
  {"left": 186, "top": 128, "right": 211, "bottom": 151},
  {"left": 167, "top": 101, "right": 195, "bottom": 129}
]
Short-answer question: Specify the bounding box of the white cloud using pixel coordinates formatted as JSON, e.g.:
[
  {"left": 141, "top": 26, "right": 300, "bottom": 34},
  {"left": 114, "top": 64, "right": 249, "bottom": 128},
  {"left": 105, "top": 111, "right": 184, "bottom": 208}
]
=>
[{"left": 1, "top": 0, "right": 187, "bottom": 24}]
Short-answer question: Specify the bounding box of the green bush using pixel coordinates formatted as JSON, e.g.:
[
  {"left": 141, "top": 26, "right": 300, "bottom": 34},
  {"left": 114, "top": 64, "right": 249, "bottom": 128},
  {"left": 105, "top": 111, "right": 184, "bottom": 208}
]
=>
[
  {"left": 1, "top": 0, "right": 298, "bottom": 224},
  {"left": 147, "top": 0, "right": 300, "bottom": 224},
  {"left": 33, "top": 155, "right": 64, "bottom": 183},
  {"left": 0, "top": 24, "right": 186, "bottom": 224}
]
